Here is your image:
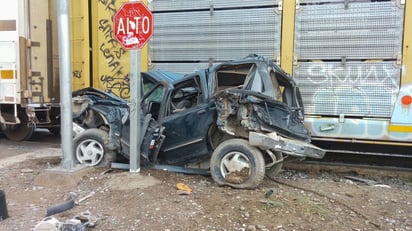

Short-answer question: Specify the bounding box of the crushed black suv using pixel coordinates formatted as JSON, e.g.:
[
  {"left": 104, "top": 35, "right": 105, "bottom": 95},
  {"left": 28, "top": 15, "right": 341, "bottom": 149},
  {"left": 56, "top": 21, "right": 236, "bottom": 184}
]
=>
[{"left": 72, "top": 55, "right": 325, "bottom": 189}]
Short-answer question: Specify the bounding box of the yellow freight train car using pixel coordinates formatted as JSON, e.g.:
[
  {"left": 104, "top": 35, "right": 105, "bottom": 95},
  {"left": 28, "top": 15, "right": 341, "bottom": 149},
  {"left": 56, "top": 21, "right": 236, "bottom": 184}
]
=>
[
  {"left": 282, "top": 0, "right": 412, "bottom": 146},
  {"left": 2, "top": 0, "right": 411, "bottom": 149},
  {"left": 0, "top": 0, "right": 148, "bottom": 141},
  {"left": 0, "top": 0, "right": 61, "bottom": 140}
]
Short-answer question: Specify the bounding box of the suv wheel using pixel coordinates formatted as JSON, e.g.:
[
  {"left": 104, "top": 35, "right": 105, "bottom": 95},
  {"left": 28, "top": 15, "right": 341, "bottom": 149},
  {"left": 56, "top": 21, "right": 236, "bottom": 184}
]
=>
[
  {"left": 73, "top": 128, "right": 116, "bottom": 166},
  {"left": 210, "top": 139, "right": 265, "bottom": 189}
]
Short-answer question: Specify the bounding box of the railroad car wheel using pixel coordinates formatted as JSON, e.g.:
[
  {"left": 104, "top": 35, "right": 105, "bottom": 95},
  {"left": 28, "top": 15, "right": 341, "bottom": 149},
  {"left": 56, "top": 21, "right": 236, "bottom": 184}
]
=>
[
  {"left": 265, "top": 151, "right": 283, "bottom": 180},
  {"left": 73, "top": 128, "right": 116, "bottom": 167},
  {"left": 210, "top": 139, "right": 265, "bottom": 189},
  {"left": 2, "top": 110, "right": 35, "bottom": 141}
]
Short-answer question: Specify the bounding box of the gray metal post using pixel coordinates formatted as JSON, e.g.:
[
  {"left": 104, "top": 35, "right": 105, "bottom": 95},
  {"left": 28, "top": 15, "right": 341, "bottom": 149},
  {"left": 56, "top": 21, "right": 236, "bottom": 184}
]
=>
[
  {"left": 57, "top": 0, "right": 74, "bottom": 169},
  {"left": 128, "top": 0, "right": 141, "bottom": 173},
  {"left": 129, "top": 49, "right": 141, "bottom": 173},
  {"left": 130, "top": 49, "right": 142, "bottom": 172}
]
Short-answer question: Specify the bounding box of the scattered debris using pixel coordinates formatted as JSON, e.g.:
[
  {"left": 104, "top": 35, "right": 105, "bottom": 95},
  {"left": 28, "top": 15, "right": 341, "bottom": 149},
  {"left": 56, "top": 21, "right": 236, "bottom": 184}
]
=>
[
  {"left": 46, "top": 199, "right": 75, "bottom": 217},
  {"left": 75, "top": 211, "right": 97, "bottom": 227},
  {"left": 372, "top": 184, "right": 391, "bottom": 189},
  {"left": 110, "top": 162, "right": 130, "bottom": 170},
  {"left": 0, "top": 190, "right": 8, "bottom": 220},
  {"left": 60, "top": 219, "right": 85, "bottom": 231},
  {"left": 20, "top": 168, "right": 34, "bottom": 173},
  {"left": 77, "top": 191, "right": 95, "bottom": 204},
  {"left": 33, "top": 211, "right": 97, "bottom": 231},
  {"left": 344, "top": 176, "right": 390, "bottom": 188},
  {"left": 33, "top": 217, "right": 60, "bottom": 231},
  {"left": 100, "top": 169, "right": 113, "bottom": 175},
  {"left": 259, "top": 199, "right": 284, "bottom": 209},
  {"left": 264, "top": 188, "right": 277, "bottom": 199},
  {"left": 344, "top": 176, "right": 379, "bottom": 186},
  {"left": 176, "top": 183, "right": 192, "bottom": 193}
]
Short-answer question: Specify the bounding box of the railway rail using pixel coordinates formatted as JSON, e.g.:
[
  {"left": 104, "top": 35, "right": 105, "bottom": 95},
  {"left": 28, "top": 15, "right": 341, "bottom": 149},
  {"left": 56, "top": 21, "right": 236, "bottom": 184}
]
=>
[{"left": 285, "top": 140, "right": 412, "bottom": 175}]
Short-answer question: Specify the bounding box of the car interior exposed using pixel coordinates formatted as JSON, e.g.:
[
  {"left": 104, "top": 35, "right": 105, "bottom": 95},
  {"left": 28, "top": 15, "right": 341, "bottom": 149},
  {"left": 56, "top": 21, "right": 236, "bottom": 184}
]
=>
[
  {"left": 142, "top": 77, "right": 164, "bottom": 120},
  {"left": 168, "top": 76, "right": 203, "bottom": 114},
  {"left": 214, "top": 63, "right": 283, "bottom": 102},
  {"left": 214, "top": 63, "right": 251, "bottom": 92}
]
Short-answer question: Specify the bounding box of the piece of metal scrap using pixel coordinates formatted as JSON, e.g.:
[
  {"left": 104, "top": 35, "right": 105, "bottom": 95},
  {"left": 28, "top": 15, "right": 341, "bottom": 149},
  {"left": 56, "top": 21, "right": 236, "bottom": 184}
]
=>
[{"left": 249, "top": 132, "right": 325, "bottom": 159}]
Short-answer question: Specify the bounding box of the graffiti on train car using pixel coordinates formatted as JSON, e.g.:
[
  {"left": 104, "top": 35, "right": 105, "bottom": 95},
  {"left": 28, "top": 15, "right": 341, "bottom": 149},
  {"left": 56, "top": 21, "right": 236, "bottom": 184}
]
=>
[
  {"left": 98, "top": 0, "right": 117, "bottom": 14},
  {"left": 95, "top": 0, "right": 130, "bottom": 99},
  {"left": 296, "top": 61, "right": 411, "bottom": 142},
  {"left": 295, "top": 62, "right": 401, "bottom": 117},
  {"left": 304, "top": 63, "right": 399, "bottom": 89},
  {"left": 100, "top": 74, "right": 130, "bottom": 98}
]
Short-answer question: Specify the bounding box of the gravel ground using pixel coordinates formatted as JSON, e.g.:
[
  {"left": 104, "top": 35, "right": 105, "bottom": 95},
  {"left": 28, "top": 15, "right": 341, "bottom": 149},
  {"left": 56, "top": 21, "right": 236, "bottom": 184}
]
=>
[{"left": 0, "top": 148, "right": 411, "bottom": 230}]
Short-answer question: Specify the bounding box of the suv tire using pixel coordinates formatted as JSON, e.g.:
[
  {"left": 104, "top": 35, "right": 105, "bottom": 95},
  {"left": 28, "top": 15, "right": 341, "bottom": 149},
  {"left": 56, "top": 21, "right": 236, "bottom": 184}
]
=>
[
  {"left": 73, "top": 128, "right": 116, "bottom": 166},
  {"left": 210, "top": 139, "right": 265, "bottom": 189}
]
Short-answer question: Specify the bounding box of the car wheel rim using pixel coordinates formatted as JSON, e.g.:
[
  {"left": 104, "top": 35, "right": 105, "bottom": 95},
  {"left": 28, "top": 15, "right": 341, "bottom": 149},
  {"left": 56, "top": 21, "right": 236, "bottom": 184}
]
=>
[
  {"left": 220, "top": 151, "right": 251, "bottom": 183},
  {"left": 76, "top": 139, "right": 104, "bottom": 166}
]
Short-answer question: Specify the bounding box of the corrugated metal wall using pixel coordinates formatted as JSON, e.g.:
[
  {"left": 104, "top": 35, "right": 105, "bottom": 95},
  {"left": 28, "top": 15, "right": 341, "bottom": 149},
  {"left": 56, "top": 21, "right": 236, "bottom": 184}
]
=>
[
  {"left": 293, "top": 0, "right": 404, "bottom": 118},
  {"left": 149, "top": 0, "right": 282, "bottom": 73}
]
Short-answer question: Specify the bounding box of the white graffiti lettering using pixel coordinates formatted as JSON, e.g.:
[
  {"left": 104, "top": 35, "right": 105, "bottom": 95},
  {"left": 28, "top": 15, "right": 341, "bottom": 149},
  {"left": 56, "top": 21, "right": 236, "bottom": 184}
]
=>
[{"left": 304, "top": 62, "right": 400, "bottom": 90}]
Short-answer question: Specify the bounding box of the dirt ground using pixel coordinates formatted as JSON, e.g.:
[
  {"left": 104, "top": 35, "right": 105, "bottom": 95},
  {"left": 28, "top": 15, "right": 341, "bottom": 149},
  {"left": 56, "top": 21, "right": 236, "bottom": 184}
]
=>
[{"left": 0, "top": 148, "right": 411, "bottom": 231}]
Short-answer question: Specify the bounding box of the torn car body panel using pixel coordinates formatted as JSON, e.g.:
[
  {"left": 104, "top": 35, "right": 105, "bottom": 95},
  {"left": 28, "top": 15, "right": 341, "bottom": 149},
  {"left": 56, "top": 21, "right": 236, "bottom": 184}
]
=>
[
  {"left": 72, "top": 87, "right": 129, "bottom": 150},
  {"left": 249, "top": 132, "right": 325, "bottom": 159}
]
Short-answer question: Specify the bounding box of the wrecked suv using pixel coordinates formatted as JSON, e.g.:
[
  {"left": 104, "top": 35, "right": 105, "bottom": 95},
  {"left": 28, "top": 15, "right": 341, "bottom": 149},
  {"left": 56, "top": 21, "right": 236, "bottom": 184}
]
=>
[{"left": 72, "top": 55, "right": 325, "bottom": 189}]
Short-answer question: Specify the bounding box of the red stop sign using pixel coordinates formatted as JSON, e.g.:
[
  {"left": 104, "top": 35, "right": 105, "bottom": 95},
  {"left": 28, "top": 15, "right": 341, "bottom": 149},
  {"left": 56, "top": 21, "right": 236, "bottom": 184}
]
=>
[{"left": 113, "top": 2, "right": 153, "bottom": 49}]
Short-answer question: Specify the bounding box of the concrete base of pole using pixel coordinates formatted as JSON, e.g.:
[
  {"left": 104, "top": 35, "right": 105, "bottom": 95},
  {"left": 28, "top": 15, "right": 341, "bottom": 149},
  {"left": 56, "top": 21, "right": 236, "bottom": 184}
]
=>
[{"left": 34, "top": 165, "right": 91, "bottom": 189}]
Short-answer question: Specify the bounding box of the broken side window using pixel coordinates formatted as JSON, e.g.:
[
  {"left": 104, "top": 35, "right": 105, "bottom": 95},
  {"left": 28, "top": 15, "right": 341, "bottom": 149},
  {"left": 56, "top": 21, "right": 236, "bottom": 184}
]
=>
[
  {"left": 169, "top": 76, "right": 202, "bottom": 114},
  {"left": 243, "top": 64, "right": 282, "bottom": 101},
  {"left": 215, "top": 63, "right": 252, "bottom": 92},
  {"left": 269, "top": 70, "right": 282, "bottom": 101},
  {"left": 142, "top": 78, "right": 165, "bottom": 120}
]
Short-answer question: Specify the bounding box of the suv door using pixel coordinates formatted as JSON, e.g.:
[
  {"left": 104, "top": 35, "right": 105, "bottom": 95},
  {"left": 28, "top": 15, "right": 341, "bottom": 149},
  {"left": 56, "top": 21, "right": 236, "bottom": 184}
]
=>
[{"left": 158, "top": 74, "right": 216, "bottom": 165}]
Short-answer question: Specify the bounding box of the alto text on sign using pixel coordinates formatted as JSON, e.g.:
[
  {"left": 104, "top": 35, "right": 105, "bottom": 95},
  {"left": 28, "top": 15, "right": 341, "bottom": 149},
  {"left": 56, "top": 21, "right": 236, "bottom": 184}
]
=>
[{"left": 113, "top": 2, "right": 153, "bottom": 50}]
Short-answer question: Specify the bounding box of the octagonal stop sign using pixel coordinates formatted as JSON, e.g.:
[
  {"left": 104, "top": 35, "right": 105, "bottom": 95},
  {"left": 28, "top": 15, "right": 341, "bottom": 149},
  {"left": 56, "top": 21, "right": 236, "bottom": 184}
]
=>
[{"left": 113, "top": 2, "right": 153, "bottom": 49}]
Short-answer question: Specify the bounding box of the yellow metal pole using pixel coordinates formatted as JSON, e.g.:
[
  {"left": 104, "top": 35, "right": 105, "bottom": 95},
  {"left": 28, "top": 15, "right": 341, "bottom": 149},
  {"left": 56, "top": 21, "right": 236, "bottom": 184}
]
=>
[
  {"left": 402, "top": 0, "right": 412, "bottom": 84},
  {"left": 70, "top": 0, "right": 90, "bottom": 90},
  {"left": 140, "top": 0, "right": 149, "bottom": 71},
  {"left": 280, "top": 0, "right": 296, "bottom": 74}
]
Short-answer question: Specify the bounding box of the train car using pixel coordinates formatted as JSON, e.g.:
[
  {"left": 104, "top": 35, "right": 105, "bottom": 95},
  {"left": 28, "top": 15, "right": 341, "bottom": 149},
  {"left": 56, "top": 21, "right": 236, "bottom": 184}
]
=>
[
  {"left": 0, "top": 0, "right": 147, "bottom": 141},
  {"left": 0, "top": 0, "right": 61, "bottom": 141},
  {"left": 68, "top": 0, "right": 412, "bottom": 151},
  {"left": 286, "top": 0, "right": 412, "bottom": 151},
  {"left": 3, "top": 0, "right": 411, "bottom": 151}
]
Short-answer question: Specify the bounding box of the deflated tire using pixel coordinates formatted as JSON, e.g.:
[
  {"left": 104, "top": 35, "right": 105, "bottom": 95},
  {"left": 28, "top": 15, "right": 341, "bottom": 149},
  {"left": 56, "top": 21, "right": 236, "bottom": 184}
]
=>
[{"left": 210, "top": 139, "right": 265, "bottom": 189}]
